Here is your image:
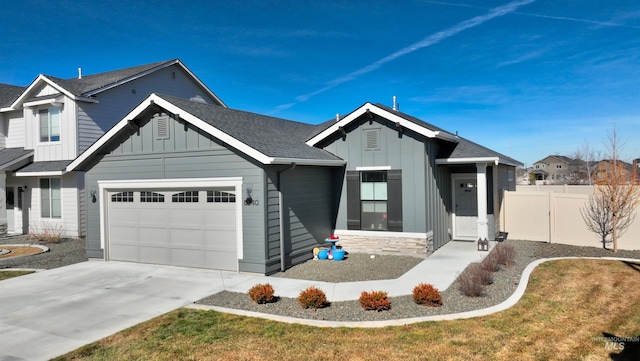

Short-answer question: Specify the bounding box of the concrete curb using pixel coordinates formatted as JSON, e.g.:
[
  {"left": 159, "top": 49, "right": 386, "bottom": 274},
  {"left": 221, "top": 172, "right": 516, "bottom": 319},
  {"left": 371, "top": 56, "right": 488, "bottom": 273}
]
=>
[
  {"left": 185, "top": 256, "right": 640, "bottom": 328},
  {"left": 0, "top": 244, "right": 49, "bottom": 260}
]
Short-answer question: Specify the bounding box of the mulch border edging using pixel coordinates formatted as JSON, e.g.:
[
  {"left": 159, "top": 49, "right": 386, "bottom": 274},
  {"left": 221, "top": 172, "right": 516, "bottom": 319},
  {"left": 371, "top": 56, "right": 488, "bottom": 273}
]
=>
[{"left": 185, "top": 256, "right": 640, "bottom": 328}]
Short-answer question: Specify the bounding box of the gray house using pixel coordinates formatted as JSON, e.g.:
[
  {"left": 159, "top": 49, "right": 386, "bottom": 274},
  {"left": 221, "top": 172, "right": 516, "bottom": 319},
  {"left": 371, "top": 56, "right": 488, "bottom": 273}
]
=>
[{"left": 67, "top": 94, "right": 521, "bottom": 274}]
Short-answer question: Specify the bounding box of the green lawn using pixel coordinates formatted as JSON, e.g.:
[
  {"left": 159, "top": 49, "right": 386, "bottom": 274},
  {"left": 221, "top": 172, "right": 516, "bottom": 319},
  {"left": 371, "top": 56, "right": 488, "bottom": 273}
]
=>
[
  {"left": 53, "top": 259, "right": 640, "bottom": 361},
  {"left": 0, "top": 270, "right": 34, "bottom": 281}
]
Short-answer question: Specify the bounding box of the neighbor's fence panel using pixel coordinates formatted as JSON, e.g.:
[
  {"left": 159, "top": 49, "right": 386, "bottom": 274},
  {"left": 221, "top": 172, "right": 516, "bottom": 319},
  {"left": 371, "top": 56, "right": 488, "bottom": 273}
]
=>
[{"left": 503, "top": 186, "right": 640, "bottom": 250}]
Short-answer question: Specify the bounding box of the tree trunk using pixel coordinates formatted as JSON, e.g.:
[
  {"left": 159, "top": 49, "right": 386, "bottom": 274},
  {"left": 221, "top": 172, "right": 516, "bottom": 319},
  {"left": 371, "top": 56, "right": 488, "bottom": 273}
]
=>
[{"left": 612, "top": 213, "right": 618, "bottom": 253}]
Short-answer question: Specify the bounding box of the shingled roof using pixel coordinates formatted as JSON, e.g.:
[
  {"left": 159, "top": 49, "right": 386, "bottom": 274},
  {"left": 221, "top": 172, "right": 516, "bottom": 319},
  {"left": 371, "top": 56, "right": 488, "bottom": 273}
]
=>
[
  {"left": 0, "top": 83, "right": 26, "bottom": 108},
  {"left": 45, "top": 60, "right": 175, "bottom": 96},
  {"left": 156, "top": 94, "right": 342, "bottom": 161}
]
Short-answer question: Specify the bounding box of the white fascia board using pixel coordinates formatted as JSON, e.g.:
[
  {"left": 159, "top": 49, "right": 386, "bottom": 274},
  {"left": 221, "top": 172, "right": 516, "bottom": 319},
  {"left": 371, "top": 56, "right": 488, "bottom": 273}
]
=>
[
  {"left": 11, "top": 75, "right": 77, "bottom": 108},
  {"left": 67, "top": 94, "right": 272, "bottom": 172},
  {"left": 97, "top": 177, "right": 243, "bottom": 189},
  {"left": 355, "top": 166, "right": 392, "bottom": 171},
  {"left": 306, "top": 103, "right": 451, "bottom": 146},
  {"left": 267, "top": 157, "right": 346, "bottom": 166},
  {"left": 15, "top": 170, "right": 65, "bottom": 177},
  {"left": 0, "top": 106, "right": 14, "bottom": 112},
  {"left": 23, "top": 96, "right": 64, "bottom": 108},
  {"left": 436, "top": 157, "right": 500, "bottom": 165}
]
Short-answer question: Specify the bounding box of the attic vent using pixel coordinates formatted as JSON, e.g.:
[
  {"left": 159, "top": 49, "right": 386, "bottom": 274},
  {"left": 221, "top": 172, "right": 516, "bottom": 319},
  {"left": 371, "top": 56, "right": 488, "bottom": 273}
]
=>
[
  {"left": 155, "top": 115, "right": 170, "bottom": 140},
  {"left": 364, "top": 129, "right": 380, "bottom": 150}
]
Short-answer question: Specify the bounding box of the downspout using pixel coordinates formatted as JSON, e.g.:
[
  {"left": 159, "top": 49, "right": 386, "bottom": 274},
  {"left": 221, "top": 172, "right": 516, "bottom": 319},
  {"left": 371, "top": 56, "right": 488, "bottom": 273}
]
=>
[{"left": 278, "top": 163, "right": 296, "bottom": 272}]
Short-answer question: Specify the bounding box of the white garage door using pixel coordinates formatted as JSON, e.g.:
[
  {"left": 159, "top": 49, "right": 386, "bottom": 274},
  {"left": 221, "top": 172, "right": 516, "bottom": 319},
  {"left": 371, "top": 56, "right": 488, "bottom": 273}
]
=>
[{"left": 107, "top": 188, "right": 238, "bottom": 271}]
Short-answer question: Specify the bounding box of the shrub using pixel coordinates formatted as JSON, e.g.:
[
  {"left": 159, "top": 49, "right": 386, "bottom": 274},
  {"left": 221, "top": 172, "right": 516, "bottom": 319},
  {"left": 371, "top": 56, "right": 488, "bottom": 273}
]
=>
[
  {"left": 412, "top": 283, "right": 442, "bottom": 307},
  {"left": 359, "top": 290, "right": 391, "bottom": 311},
  {"left": 297, "top": 286, "right": 328, "bottom": 309},
  {"left": 28, "top": 222, "right": 64, "bottom": 243},
  {"left": 494, "top": 243, "right": 517, "bottom": 267},
  {"left": 247, "top": 283, "right": 275, "bottom": 304},
  {"left": 457, "top": 262, "right": 490, "bottom": 297},
  {"left": 480, "top": 251, "right": 501, "bottom": 272}
]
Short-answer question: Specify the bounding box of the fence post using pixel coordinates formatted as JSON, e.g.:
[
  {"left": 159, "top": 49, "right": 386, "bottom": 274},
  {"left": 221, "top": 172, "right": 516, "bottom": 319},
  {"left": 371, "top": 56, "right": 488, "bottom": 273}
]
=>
[{"left": 548, "top": 192, "right": 553, "bottom": 243}]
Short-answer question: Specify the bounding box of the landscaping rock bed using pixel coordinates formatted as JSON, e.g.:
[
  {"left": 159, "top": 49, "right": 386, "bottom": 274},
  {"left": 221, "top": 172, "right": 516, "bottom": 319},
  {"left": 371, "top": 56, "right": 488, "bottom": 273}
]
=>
[
  {"left": 197, "top": 240, "right": 640, "bottom": 322},
  {"left": 0, "top": 236, "right": 87, "bottom": 270}
]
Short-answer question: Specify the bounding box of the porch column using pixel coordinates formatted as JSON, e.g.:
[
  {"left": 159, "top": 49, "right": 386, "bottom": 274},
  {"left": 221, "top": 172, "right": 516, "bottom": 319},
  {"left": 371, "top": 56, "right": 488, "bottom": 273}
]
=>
[
  {"left": 0, "top": 172, "right": 6, "bottom": 236},
  {"left": 476, "top": 163, "right": 488, "bottom": 240}
]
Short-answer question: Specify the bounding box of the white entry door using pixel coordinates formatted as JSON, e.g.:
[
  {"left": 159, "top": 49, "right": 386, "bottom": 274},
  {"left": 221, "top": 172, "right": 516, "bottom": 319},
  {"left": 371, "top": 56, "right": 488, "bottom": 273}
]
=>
[
  {"left": 6, "top": 187, "right": 25, "bottom": 234},
  {"left": 453, "top": 176, "right": 478, "bottom": 240}
]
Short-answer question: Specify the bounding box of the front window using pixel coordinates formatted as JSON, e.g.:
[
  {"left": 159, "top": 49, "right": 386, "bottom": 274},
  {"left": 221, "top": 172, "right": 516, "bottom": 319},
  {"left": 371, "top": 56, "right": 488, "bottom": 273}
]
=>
[
  {"left": 361, "top": 171, "right": 387, "bottom": 231},
  {"left": 39, "top": 107, "right": 61, "bottom": 142},
  {"left": 40, "top": 178, "right": 61, "bottom": 218}
]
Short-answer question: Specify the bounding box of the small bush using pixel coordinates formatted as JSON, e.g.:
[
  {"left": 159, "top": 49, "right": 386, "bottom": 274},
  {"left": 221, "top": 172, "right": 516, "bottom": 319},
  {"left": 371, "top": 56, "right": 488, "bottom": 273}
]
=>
[
  {"left": 28, "top": 222, "right": 64, "bottom": 243},
  {"left": 359, "top": 290, "right": 391, "bottom": 311},
  {"left": 494, "top": 243, "right": 517, "bottom": 267},
  {"left": 457, "top": 263, "right": 489, "bottom": 297},
  {"left": 481, "top": 251, "right": 501, "bottom": 272},
  {"left": 248, "top": 283, "right": 275, "bottom": 304},
  {"left": 297, "top": 286, "right": 328, "bottom": 309},
  {"left": 412, "top": 283, "right": 442, "bottom": 307}
]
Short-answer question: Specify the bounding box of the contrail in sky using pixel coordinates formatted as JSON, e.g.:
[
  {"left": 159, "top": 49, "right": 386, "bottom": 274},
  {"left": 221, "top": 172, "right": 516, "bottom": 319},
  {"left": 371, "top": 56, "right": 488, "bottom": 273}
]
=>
[{"left": 271, "top": 0, "right": 535, "bottom": 113}]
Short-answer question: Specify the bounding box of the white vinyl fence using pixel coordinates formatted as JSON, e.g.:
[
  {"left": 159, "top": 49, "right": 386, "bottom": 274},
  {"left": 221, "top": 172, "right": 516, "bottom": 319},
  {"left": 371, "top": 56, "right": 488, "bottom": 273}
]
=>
[{"left": 500, "top": 186, "right": 640, "bottom": 250}]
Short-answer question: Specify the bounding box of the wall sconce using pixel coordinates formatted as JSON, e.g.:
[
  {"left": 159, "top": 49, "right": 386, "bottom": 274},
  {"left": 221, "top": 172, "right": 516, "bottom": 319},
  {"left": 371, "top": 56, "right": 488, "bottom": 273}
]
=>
[
  {"left": 90, "top": 190, "right": 97, "bottom": 203},
  {"left": 244, "top": 187, "right": 254, "bottom": 205}
]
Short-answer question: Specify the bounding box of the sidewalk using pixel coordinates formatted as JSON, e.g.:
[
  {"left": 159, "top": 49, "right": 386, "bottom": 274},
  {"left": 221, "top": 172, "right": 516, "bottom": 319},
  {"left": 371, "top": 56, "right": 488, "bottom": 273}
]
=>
[{"left": 222, "top": 240, "right": 493, "bottom": 302}]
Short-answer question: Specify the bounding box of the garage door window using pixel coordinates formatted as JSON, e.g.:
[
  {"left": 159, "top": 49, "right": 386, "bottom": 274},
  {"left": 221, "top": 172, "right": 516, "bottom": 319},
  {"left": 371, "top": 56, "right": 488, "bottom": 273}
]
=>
[
  {"left": 208, "top": 190, "right": 236, "bottom": 203},
  {"left": 111, "top": 192, "right": 134, "bottom": 202},
  {"left": 140, "top": 191, "right": 164, "bottom": 203},
  {"left": 172, "top": 191, "right": 199, "bottom": 203}
]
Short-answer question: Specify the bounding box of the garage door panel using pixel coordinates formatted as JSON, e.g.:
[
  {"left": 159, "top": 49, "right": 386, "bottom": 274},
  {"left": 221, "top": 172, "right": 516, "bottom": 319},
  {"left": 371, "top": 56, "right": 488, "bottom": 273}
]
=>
[
  {"left": 170, "top": 209, "right": 204, "bottom": 226},
  {"left": 138, "top": 227, "right": 170, "bottom": 246},
  {"left": 138, "top": 208, "right": 170, "bottom": 226},
  {"left": 170, "top": 229, "right": 205, "bottom": 247},
  {"left": 108, "top": 188, "right": 238, "bottom": 271},
  {"left": 110, "top": 226, "right": 139, "bottom": 243},
  {"left": 110, "top": 244, "right": 139, "bottom": 262},
  {"left": 110, "top": 208, "right": 139, "bottom": 225},
  {"left": 172, "top": 249, "right": 206, "bottom": 268},
  {"left": 206, "top": 251, "right": 236, "bottom": 271},
  {"left": 205, "top": 230, "right": 237, "bottom": 251},
  {"left": 139, "top": 246, "right": 171, "bottom": 265}
]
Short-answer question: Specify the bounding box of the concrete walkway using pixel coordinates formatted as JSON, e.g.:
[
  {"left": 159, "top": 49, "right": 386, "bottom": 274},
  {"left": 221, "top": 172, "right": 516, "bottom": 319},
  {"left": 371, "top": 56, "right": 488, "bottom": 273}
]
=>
[{"left": 0, "top": 240, "right": 489, "bottom": 360}]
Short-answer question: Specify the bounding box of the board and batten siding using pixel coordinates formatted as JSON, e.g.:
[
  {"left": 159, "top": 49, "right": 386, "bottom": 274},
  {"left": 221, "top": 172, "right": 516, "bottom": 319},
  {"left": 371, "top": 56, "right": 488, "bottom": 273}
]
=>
[
  {"left": 77, "top": 64, "right": 223, "bottom": 154},
  {"left": 26, "top": 173, "right": 82, "bottom": 238},
  {"left": 320, "top": 114, "right": 428, "bottom": 233},
  {"left": 263, "top": 166, "right": 339, "bottom": 275},
  {"left": 25, "top": 94, "right": 78, "bottom": 161},
  {"left": 425, "top": 140, "right": 452, "bottom": 251},
  {"left": 4, "top": 110, "right": 24, "bottom": 148},
  {"left": 83, "top": 112, "right": 267, "bottom": 273}
]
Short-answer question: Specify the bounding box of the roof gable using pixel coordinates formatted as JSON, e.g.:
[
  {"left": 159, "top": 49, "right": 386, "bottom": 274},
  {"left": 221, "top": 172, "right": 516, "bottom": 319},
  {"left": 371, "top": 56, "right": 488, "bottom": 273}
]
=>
[
  {"left": 67, "top": 94, "right": 344, "bottom": 172},
  {"left": 306, "top": 103, "right": 459, "bottom": 147},
  {"left": 9, "top": 59, "right": 225, "bottom": 109}
]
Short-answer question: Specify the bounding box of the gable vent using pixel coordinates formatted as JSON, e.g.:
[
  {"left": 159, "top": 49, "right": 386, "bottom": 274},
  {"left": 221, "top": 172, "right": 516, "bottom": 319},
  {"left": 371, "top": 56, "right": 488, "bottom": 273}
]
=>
[
  {"left": 364, "top": 129, "right": 379, "bottom": 150},
  {"left": 155, "top": 115, "right": 170, "bottom": 140}
]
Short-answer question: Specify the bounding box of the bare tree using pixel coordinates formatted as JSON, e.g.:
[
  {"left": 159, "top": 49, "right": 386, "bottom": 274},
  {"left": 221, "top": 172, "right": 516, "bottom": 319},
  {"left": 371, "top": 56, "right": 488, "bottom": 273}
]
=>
[
  {"left": 573, "top": 140, "right": 600, "bottom": 185},
  {"left": 581, "top": 128, "right": 640, "bottom": 252}
]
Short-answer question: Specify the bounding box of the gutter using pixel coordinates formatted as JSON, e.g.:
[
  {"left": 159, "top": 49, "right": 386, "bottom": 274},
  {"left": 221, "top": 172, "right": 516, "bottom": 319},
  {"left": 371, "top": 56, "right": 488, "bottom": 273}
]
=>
[{"left": 278, "top": 163, "right": 296, "bottom": 272}]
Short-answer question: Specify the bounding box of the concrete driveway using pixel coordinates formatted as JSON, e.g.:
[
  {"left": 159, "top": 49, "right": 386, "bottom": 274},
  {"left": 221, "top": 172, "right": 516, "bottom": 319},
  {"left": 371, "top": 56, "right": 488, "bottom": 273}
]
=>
[{"left": 0, "top": 261, "right": 258, "bottom": 361}]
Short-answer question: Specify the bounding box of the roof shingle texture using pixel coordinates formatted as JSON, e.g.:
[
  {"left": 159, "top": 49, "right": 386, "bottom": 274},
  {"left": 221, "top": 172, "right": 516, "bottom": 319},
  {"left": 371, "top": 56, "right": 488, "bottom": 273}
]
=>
[
  {"left": 46, "top": 60, "right": 175, "bottom": 96},
  {"left": 0, "top": 84, "right": 27, "bottom": 107},
  {"left": 0, "top": 148, "right": 33, "bottom": 168},
  {"left": 157, "top": 94, "right": 342, "bottom": 161},
  {"left": 16, "top": 160, "right": 73, "bottom": 173}
]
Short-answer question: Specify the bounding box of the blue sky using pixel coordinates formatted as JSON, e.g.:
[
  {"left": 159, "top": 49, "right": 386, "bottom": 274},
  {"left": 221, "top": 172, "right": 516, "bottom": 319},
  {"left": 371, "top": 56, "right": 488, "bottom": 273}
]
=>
[{"left": 1, "top": 0, "right": 639, "bottom": 166}]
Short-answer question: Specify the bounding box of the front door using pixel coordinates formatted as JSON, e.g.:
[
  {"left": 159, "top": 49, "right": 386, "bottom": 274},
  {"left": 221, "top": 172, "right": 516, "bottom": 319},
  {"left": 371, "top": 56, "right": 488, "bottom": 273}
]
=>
[
  {"left": 453, "top": 176, "right": 478, "bottom": 240},
  {"left": 6, "top": 187, "right": 25, "bottom": 234}
]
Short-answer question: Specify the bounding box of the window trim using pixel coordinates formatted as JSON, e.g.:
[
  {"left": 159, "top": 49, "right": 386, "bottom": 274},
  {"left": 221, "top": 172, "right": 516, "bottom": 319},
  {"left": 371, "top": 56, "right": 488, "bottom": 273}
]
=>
[
  {"left": 40, "top": 177, "right": 62, "bottom": 219},
  {"left": 38, "top": 107, "right": 61, "bottom": 143}
]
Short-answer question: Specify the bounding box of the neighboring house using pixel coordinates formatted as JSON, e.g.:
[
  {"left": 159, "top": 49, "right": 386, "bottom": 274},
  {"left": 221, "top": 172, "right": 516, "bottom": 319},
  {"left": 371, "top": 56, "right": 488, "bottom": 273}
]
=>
[
  {"left": 67, "top": 94, "right": 522, "bottom": 274},
  {"left": 530, "top": 155, "right": 582, "bottom": 184},
  {"left": 0, "top": 60, "right": 225, "bottom": 237},
  {"left": 592, "top": 159, "right": 634, "bottom": 182}
]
